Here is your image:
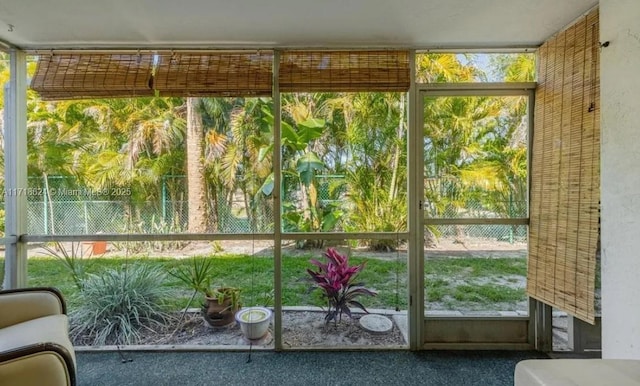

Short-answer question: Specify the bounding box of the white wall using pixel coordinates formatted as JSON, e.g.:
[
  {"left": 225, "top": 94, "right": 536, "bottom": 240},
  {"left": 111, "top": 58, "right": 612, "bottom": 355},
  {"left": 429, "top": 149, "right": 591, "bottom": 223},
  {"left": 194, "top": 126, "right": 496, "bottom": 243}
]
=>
[{"left": 600, "top": 0, "right": 640, "bottom": 359}]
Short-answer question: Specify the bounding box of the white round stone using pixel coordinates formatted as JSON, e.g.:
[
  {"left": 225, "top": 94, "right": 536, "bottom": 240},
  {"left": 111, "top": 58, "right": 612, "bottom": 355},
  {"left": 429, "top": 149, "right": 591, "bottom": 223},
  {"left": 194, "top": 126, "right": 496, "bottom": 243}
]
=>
[{"left": 359, "top": 314, "right": 393, "bottom": 334}]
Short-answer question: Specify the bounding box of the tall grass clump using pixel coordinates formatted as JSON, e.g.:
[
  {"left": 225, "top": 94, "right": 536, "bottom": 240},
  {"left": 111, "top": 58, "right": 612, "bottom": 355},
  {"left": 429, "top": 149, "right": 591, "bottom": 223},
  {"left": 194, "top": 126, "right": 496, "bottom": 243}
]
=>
[{"left": 70, "top": 264, "right": 173, "bottom": 345}]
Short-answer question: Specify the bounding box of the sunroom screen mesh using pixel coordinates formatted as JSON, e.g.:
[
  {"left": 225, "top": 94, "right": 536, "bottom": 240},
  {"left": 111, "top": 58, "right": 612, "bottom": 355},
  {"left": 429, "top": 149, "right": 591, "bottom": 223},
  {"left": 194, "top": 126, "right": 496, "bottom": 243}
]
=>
[
  {"left": 30, "top": 53, "right": 154, "bottom": 100},
  {"left": 528, "top": 8, "right": 600, "bottom": 324},
  {"left": 279, "top": 50, "right": 410, "bottom": 92},
  {"left": 154, "top": 51, "right": 273, "bottom": 97}
]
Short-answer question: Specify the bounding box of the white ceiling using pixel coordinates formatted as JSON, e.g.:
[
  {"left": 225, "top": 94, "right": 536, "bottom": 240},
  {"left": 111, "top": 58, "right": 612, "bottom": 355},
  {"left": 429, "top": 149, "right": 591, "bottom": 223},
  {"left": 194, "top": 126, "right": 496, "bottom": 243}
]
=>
[{"left": 0, "top": 0, "right": 598, "bottom": 50}]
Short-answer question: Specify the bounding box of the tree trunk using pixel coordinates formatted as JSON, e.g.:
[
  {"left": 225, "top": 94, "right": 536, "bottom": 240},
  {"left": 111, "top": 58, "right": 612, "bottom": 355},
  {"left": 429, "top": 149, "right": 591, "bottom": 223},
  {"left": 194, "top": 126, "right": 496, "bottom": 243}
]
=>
[
  {"left": 454, "top": 225, "right": 466, "bottom": 245},
  {"left": 389, "top": 94, "right": 405, "bottom": 202},
  {"left": 186, "top": 97, "right": 209, "bottom": 233},
  {"left": 42, "top": 173, "right": 56, "bottom": 235}
]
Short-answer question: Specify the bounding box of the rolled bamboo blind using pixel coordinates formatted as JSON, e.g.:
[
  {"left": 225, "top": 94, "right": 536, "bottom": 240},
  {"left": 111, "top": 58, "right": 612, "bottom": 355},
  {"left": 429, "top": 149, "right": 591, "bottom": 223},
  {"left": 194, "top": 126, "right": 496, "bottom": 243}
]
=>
[
  {"left": 154, "top": 51, "right": 273, "bottom": 97},
  {"left": 30, "top": 53, "right": 154, "bottom": 100},
  {"left": 528, "top": 8, "right": 600, "bottom": 324},
  {"left": 279, "top": 50, "right": 410, "bottom": 92}
]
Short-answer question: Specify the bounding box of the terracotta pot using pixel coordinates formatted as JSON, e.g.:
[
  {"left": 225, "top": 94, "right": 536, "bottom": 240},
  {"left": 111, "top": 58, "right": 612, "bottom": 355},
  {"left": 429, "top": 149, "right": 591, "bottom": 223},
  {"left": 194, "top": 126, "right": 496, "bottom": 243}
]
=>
[
  {"left": 202, "top": 290, "right": 239, "bottom": 327},
  {"left": 92, "top": 241, "right": 107, "bottom": 255}
]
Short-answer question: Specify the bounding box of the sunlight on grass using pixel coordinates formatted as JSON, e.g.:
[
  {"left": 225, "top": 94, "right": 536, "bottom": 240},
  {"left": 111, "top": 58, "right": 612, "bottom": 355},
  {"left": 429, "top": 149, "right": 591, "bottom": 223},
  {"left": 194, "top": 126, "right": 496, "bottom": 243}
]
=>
[
  {"left": 24, "top": 254, "right": 527, "bottom": 312},
  {"left": 453, "top": 284, "right": 525, "bottom": 303},
  {"left": 424, "top": 256, "right": 527, "bottom": 311},
  {"left": 424, "top": 257, "right": 527, "bottom": 277}
]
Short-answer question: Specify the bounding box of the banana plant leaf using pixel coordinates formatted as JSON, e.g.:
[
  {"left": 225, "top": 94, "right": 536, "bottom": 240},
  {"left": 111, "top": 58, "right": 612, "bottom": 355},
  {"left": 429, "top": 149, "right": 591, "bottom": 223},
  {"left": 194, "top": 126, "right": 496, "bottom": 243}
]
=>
[{"left": 296, "top": 151, "right": 324, "bottom": 186}]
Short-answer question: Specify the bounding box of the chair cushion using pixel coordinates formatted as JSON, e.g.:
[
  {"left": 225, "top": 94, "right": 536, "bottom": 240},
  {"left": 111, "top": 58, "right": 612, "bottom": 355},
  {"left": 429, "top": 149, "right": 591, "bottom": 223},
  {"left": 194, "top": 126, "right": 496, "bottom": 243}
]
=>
[
  {"left": 515, "top": 359, "right": 640, "bottom": 386},
  {"left": 0, "top": 314, "right": 75, "bottom": 365}
]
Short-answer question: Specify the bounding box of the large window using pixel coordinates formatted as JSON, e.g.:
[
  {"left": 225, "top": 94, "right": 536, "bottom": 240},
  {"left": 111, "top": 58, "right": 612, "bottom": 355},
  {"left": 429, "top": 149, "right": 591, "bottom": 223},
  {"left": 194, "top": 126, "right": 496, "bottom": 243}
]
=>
[
  {"left": 281, "top": 237, "right": 407, "bottom": 348},
  {"left": 5, "top": 49, "right": 540, "bottom": 350},
  {"left": 25, "top": 96, "right": 274, "bottom": 236},
  {"left": 280, "top": 92, "right": 408, "bottom": 239}
]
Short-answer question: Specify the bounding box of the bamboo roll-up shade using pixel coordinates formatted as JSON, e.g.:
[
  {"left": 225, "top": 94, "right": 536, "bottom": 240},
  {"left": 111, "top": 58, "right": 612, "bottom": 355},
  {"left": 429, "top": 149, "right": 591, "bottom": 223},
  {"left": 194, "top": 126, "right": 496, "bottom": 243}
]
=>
[
  {"left": 528, "top": 8, "right": 600, "bottom": 324},
  {"left": 279, "top": 50, "right": 410, "bottom": 92},
  {"left": 154, "top": 52, "right": 273, "bottom": 97},
  {"left": 30, "top": 53, "right": 154, "bottom": 100}
]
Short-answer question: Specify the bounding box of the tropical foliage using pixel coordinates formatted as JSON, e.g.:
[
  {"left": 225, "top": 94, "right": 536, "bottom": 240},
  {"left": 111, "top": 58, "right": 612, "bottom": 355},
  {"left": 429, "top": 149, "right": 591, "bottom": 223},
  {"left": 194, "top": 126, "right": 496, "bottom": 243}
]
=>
[
  {"left": 0, "top": 53, "right": 533, "bottom": 249},
  {"left": 307, "top": 247, "right": 377, "bottom": 324},
  {"left": 418, "top": 53, "right": 531, "bottom": 244}
]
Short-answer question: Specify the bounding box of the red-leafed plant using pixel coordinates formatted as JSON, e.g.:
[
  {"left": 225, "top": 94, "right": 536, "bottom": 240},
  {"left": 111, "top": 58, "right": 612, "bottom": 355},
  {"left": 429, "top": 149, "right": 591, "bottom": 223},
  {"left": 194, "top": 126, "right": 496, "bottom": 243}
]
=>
[{"left": 307, "top": 247, "right": 377, "bottom": 324}]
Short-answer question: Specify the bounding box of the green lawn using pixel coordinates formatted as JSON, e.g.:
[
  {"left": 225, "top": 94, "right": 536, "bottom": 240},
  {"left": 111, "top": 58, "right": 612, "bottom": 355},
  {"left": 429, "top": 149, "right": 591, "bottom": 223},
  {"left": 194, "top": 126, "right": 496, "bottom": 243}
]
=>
[
  {"left": 5, "top": 254, "right": 527, "bottom": 312},
  {"left": 424, "top": 257, "right": 527, "bottom": 310}
]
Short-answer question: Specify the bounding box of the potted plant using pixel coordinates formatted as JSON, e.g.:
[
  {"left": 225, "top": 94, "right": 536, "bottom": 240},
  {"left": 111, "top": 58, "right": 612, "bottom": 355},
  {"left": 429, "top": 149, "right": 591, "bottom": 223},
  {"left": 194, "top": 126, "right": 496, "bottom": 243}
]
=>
[
  {"left": 307, "top": 247, "right": 377, "bottom": 325},
  {"left": 202, "top": 286, "right": 241, "bottom": 327},
  {"left": 168, "top": 257, "right": 241, "bottom": 328}
]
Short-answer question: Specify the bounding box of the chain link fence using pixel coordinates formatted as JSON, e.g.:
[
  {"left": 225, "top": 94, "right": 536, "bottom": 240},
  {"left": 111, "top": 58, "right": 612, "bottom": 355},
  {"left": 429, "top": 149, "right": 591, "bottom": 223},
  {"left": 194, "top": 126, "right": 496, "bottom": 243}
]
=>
[
  {"left": 12, "top": 176, "right": 526, "bottom": 242},
  {"left": 25, "top": 199, "right": 275, "bottom": 235},
  {"left": 424, "top": 200, "right": 527, "bottom": 243},
  {"left": 21, "top": 176, "right": 274, "bottom": 235},
  {"left": 428, "top": 224, "right": 528, "bottom": 244}
]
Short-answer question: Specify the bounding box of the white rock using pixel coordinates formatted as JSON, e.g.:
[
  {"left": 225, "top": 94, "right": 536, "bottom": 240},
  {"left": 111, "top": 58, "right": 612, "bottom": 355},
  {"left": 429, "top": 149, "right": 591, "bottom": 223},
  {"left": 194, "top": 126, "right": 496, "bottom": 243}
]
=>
[{"left": 359, "top": 314, "right": 393, "bottom": 334}]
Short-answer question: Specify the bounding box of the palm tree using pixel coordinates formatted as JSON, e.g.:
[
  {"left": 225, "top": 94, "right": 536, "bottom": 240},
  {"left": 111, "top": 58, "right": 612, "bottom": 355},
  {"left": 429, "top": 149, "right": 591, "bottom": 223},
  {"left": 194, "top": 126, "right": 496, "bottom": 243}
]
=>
[
  {"left": 343, "top": 92, "right": 407, "bottom": 250},
  {"left": 278, "top": 91, "right": 408, "bottom": 248},
  {"left": 490, "top": 53, "right": 536, "bottom": 82},
  {"left": 423, "top": 92, "right": 506, "bottom": 243},
  {"left": 416, "top": 53, "right": 478, "bottom": 83},
  {"left": 221, "top": 98, "right": 273, "bottom": 231},
  {"left": 27, "top": 98, "right": 96, "bottom": 233},
  {"left": 68, "top": 96, "right": 187, "bottom": 232},
  {"left": 186, "top": 97, "right": 209, "bottom": 233},
  {"left": 417, "top": 54, "right": 531, "bottom": 241}
]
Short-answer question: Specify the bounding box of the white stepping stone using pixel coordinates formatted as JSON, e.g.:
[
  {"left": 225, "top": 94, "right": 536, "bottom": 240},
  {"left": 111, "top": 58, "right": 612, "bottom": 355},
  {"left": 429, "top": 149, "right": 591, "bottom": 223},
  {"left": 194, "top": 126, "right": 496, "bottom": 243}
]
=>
[{"left": 359, "top": 314, "right": 393, "bottom": 334}]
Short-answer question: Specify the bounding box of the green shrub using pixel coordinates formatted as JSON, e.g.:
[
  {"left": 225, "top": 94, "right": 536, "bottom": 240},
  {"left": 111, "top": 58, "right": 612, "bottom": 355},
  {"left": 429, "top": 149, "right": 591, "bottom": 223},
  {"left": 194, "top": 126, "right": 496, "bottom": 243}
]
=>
[
  {"left": 345, "top": 194, "right": 407, "bottom": 251},
  {"left": 70, "top": 264, "right": 173, "bottom": 345}
]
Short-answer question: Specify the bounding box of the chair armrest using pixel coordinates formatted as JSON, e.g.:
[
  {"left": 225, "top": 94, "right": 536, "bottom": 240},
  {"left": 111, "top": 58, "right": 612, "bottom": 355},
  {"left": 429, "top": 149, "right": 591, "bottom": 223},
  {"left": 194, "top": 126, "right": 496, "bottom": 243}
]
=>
[{"left": 0, "top": 287, "right": 67, "bottom": 329}]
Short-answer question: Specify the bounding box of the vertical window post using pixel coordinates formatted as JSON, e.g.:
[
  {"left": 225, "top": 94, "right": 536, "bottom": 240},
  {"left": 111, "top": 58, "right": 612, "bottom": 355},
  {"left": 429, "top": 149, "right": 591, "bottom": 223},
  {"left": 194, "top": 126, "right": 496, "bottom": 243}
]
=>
[{"left": 3, "top": 48, "right": 28, "bottom": 288}]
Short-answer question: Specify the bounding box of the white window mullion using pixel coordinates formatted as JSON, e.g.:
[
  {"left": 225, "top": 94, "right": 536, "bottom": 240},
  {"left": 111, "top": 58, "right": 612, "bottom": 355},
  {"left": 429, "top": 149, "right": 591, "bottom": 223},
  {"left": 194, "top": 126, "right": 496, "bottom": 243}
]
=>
[{"left": 3, "top": 49, "right": 28, "bottom": 289}]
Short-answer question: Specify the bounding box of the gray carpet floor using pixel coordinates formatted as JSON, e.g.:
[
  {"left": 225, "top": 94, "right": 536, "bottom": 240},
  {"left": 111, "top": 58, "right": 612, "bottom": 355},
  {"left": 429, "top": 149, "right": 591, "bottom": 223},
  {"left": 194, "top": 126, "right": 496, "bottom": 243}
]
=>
[{"left": 76, "top": 350, "right": 548, "bottom": 386}]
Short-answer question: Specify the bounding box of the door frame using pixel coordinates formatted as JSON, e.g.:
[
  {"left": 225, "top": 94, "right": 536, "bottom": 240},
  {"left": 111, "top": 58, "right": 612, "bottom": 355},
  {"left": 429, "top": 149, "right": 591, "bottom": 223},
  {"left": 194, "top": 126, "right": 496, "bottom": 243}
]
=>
[{"left": 409, "top": 82, "right": 536, "bottom": 349}]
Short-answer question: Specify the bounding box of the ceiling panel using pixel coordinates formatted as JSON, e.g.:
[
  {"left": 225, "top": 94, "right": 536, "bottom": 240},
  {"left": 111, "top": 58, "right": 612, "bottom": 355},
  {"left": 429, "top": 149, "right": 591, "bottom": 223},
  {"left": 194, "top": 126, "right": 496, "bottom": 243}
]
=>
[{"left": 0, "top": 0, "right": 598, "bottom": 50}]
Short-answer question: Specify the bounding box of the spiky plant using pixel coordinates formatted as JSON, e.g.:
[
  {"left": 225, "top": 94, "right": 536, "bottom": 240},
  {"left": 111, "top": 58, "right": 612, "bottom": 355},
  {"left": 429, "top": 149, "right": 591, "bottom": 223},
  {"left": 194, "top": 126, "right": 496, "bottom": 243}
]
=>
[{"left": 70, "top": 264, "right": 173, "bottom": 346}]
